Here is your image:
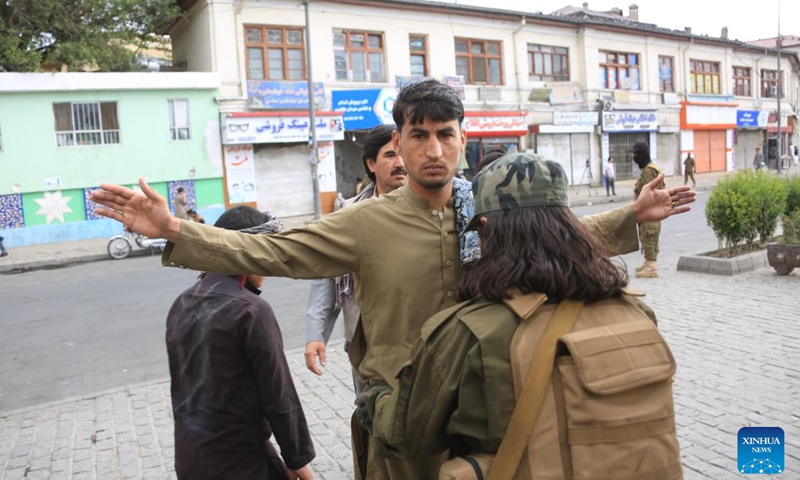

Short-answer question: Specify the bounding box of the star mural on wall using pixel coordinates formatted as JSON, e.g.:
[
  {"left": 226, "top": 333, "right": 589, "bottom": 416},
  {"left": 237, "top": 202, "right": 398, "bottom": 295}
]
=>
[{"left": 34, "top": 191, "right": 73, "bottom": 224}]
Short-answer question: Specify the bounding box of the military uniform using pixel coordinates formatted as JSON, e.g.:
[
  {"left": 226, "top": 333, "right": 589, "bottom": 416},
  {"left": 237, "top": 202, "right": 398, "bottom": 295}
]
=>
[{"left": 634, "top": 162, "right": 666, "bottom": 263}]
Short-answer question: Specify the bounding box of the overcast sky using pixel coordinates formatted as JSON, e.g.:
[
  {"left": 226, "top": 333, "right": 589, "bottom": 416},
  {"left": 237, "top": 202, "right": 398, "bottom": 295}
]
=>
[{"left": 452, "top": 0, "right": 794, "bottom": 42}]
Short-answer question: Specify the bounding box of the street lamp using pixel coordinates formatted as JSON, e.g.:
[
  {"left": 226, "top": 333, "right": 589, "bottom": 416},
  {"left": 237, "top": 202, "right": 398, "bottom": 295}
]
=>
[
  {"left": 303, "top": 0, "right": 322, "bottom": 219},
  {"left": 776, "top": 0, "right": 783, "bottom": 173}
]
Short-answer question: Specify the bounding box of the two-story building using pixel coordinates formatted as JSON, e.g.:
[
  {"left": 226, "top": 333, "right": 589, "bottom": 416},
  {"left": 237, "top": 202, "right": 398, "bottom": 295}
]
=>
[{"left": 169, "top": 0, "right": 800, "bottom": 217}]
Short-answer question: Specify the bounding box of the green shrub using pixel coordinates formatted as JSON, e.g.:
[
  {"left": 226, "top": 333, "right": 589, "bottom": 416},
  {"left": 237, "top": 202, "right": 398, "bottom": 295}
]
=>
[
  {"left": 705, "top": 170, "right": 787, "bottom": 253},
  {"left": 751, "top": 173, "right": 787, "bottom": 245},
  {"left": 784, "top": 175, "right": 800, "bottom": 216},
  {"left": 782, "top": 210, "right": 800, "bottom": 244}
]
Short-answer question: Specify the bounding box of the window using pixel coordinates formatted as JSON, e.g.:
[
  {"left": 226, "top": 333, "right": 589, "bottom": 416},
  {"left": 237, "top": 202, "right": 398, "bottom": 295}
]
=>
[
  {"left": 733, "top": 66, "right": 751, "bottom": 96},
  {"left": 53, "top": 102, "right": 119, "bottom": 147},
  {"left": 455, "top": 38, "right": 503, "bottom": 84},
  {"left": 168, "top": 99, "right": 190, "bottom": 140},
  {"left": 333, "top": 29, "right": 385, "bottom": 82},
  {"left": 658, "top": 56, "right": 674, "bottom": 92},
  {"left": 409, "top": 35, "right": 428, "bottom": 77},
  {"left": 598, "top": 51, "right": 640, "bottom": 90},
  {"left": 689, "top": 60, "right": 720, "bottom": 94},
  {"left": 245, "top": 25, "right": 305, "bottom": 80},
  {"left": 527, "top": 44, "right": 569, "bottom": 82},
  {"left": 761, "top": 69, "right": 784, "bottom": 98}
]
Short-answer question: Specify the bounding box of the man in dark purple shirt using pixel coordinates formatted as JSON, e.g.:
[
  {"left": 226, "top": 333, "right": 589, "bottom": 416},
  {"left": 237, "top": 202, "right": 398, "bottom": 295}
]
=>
[{"left": 166, "top": 206, "right": 314, "bottom": 479}]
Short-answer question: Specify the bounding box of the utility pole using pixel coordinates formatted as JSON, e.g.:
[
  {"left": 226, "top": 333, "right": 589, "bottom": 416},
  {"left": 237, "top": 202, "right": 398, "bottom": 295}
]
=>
[
  {"left": 303, "top": 0, "right": 322, "bottom": 219},
  {"left": 776, "top": 0, "right": 783, "bottom": 173}
]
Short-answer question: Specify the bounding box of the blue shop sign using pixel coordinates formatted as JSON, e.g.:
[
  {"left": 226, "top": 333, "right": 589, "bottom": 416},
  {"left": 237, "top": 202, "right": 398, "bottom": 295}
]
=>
[
  {"left": 247, "top": 81, "right": 325, "bottom": 109},
  {"left": 332, "top": 89, "right": 395, "bottom": 130},
  {"left": 737, "top": 110, "right": 766, "bottom": 128}
]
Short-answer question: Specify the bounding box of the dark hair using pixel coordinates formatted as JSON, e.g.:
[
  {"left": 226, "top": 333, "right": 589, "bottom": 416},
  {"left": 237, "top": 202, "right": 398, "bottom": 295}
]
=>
[
  {"left": 214, "top": 206, "right": 269, "bottom": 231},
  {"left": 177, "top": 187, "right": 185, "bottom": 193},
  {"left": 392, "top": 79, "right": 464, "bottom": 132},
  {"left": 459, "top": 207, "right": 628, "bottom": 303},
  {"left": 361, "top": 124, "right": 396, "bottom": 182},
  {"left": 475, "top": 148, "right": 506, "bottom": 174}
]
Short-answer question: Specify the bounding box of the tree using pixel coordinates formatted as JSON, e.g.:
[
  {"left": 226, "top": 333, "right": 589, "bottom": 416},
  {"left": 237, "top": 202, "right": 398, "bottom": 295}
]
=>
[{"left": 0, "top": 0, "right": 182, "bottom": 72}]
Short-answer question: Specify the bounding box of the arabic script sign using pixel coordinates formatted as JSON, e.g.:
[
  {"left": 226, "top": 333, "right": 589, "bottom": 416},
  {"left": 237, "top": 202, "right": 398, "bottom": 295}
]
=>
[
  {"left": 602, "top": 111, "right": 658, "bottom": 132},
  {"left": 223, "top": 114, "right": 345, "bottom": 145},
  {"left": 246, "top": 81, "right": 325, "bottom": 109},
  {"left": 463, "top": 115, "right": 527, "bottom": 135}
]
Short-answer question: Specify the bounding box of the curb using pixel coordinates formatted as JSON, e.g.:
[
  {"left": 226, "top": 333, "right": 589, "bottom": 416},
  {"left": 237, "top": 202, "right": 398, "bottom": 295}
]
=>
[
  {"left": 0, "top": 248, "right": 153, "bottom": 275},
  {"left": 677, "top": 250, "right": 768, "bottom": 275}
]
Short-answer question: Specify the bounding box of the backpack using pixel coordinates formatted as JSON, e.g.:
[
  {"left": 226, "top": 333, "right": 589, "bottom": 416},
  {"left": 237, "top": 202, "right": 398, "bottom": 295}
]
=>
[{"left": 440, "top": 292, "right": 682, "bottom": 480}]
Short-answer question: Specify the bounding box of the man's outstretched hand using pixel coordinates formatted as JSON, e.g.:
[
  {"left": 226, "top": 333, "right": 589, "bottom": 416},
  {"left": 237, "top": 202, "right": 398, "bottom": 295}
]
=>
[
  {"left": 90, "top": 178, "right": 182, "bottom": 242},
  {"left": 633, "top": 173, "right": 696, "bottom": 223}
]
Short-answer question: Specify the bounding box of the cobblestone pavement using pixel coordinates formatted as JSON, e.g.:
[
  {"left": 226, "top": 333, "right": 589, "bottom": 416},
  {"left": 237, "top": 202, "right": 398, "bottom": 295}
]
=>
[{"left": 2, "top": 264, "right": 799, "bottom": 479}]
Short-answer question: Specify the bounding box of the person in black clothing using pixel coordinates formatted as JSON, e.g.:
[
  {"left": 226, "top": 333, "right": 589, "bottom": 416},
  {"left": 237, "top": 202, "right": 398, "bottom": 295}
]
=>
[
  {"left": 0, "top": 235, "right": 8, "bottom": 257},
  {"left": 166, "top": 206, "right": 315, "bottom": 480}
]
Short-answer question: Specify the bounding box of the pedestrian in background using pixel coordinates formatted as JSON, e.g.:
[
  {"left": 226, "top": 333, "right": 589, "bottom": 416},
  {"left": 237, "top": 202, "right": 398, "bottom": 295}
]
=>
[
  {"left": 166, "top": 206, "right": 314, "bottom": 480},
  {"left": 754, "top": 147, "right": 764, "bottom": 172},
  {"left": 605, "top": 157, "right": 617, "bottom": 196},
  {"left": 0, "top": 235, "right": 8, "bottom": 257},
  {"left": 633, "top": 141, "right": 666, "bottom": 279},
  {"left": 173, "top": 187, "right": 189, "bottom": 220},
  {"left": 683, "top": 153, "right": 696, "bottom": 187}
]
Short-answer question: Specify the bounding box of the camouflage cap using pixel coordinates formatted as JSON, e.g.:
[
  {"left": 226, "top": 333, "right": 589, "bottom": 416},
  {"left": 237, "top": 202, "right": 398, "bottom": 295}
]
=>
[{"left": 466, "top": 152, "right": 569, "bottom": 231}]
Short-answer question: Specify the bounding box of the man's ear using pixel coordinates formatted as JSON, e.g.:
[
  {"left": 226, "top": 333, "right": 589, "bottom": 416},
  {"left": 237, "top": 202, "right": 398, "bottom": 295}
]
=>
[
  {"left": 392, "top": 130, "right": 401, "bottom": 155},
  {"left": 366, "top": 158, "right": 377, "bottom": 173}
]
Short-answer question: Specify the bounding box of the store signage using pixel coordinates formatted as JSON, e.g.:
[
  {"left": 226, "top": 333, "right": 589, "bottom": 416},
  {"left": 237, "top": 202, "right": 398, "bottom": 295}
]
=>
[
  {"left": 246, "top": 81, "right": 325, "bottom": 109},
  {"left": 463, "top": 113, "right": 528, "bottom": 136},
  {"left": 602, "top": 111, "right": 658, "bottom": 132},
  {"left": 331, "top": 89, "right": 395, "bottom": 130},
  {"left": 553, "top": 111, "right": 598, "bottom": 125},
  {"left": 223, "top": 113, "right": 345, "bottom": 145},
  {"left": 737, "top": 110, "right": 768, "bottom": 128}
]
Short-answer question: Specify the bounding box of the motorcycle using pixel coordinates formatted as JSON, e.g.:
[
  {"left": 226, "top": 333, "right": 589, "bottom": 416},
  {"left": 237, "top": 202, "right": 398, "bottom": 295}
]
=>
[{"left": 107, "top": 226, "right": 168, "bottom": 260}]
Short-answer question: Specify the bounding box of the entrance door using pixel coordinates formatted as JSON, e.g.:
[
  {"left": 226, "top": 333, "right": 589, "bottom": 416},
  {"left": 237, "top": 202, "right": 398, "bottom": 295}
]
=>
[{"left": 694, "top": 130, "right": 726, "bottom": 173}]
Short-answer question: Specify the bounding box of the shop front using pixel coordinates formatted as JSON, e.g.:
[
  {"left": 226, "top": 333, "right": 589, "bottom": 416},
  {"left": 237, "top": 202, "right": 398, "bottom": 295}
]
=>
[
  {"left": 463, "top": 111, "right": 527, "bottom": 175},
  {"left": 735, "top": 110, "right": 767, "bottom": 170},
  {"left": 221, "top": 111, "right": 344, "bottom": 217},
  {"left": 680, "top": 99, "right": 737, "bottom": 173},
  {"left": 601, "top": 110, "right": 658, "bottom": 180},
  {"left": 529, "top": 111, "right": 598, "bottom": 185}
]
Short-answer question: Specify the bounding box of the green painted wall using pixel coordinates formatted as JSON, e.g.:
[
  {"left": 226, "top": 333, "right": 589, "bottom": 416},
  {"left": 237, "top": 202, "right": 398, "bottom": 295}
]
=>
[
  {"left": 196, "top": 178, "right": 224, "bottom": 207},
  {"left": 0, "top": 88, "right": 223, "bottom": 196},
  {"left": 22, "top": 189, "right": 86, "bottom": 226}
]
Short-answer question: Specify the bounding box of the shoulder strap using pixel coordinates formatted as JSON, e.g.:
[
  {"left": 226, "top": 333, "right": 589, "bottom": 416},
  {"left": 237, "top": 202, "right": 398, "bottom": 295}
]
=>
[{"left": 488, "top": 300, "right": 584, "bottom": 480}]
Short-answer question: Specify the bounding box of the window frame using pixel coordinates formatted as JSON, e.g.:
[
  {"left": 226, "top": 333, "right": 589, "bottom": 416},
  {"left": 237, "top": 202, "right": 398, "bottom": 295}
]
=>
[
  {"left": 168, "top": 99, "right": 191, "bottom": 141},
  {"left": 760, "top": 69, "right": 784, "bottom": 99},
  {"left": 598, "top": 50, "right": 640, "bottom": 90},
  {"left": 409, "top": 34, "right": 429, "bottom": 77},
  {"left": 527, "top": 44, "right": 569, "bottom": 82},
  {"left": 689, "top": 59, "right": 721, "bottom": 94},
  {"left": 455, "top": 37, "right": 504, "bottom": 85},
  {"left": 244, "top": 24, "right": 306, "bottom": 81},
  {"left": 333, "top": 29, "right": 386, "bottom": 82},
  {"left": 732, "top": 66, "right": 752, "bottom": 97},
  {"left": 53, "top": 101, "right": 120, "bottom": 148},
  {"left": 658, "top": 56, "right": 674, "bottom": 93}
]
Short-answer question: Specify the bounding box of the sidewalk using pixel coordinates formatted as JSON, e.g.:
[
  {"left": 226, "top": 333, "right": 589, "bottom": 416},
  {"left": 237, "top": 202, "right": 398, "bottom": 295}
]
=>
[{"left": 0, "top": 171, "right": 729, "bottom": 275}]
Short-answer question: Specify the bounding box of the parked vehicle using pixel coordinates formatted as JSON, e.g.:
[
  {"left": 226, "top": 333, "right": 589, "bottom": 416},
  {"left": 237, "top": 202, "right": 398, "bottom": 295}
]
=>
[{"left": 107, "top": 226, "right": 168, "bottom": 260}]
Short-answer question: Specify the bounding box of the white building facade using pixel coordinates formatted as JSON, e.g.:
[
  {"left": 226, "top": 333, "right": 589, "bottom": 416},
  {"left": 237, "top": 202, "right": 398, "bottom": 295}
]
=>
[{"left": 169, "top": 0, "right": 800, "bottom": 216}]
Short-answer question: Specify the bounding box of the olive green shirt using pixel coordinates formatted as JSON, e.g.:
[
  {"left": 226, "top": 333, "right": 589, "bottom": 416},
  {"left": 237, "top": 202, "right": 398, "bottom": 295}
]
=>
[
  {"left": 634, "top": 163, "right": 665, "bottom": 200},
  {"left": 163, "top": 184, "right": 638, "bottom": 386}
]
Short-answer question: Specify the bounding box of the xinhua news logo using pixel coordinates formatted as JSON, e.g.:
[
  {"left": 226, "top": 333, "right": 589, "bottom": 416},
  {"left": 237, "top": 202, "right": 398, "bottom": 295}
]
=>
[{"left": 738, "top": 427, "right": 784, "bottom": 474}]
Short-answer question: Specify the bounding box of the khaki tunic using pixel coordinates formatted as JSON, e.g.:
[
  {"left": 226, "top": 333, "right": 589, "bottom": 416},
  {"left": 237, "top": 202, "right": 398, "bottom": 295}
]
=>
[{"left": 634, "top": 164, "right": 665, "bottom": 261}]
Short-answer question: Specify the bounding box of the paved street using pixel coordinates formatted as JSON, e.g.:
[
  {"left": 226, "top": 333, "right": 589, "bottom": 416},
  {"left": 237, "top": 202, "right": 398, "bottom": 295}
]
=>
[{"left": 2, "top": 181, "right": 800, "bottom": 479}]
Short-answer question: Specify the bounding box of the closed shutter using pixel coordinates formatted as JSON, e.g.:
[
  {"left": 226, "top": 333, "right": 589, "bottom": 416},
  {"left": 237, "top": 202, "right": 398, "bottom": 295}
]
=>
[
  {"left": 535, "top": 133, "right": 591, "bottom": 185},
  {"left": 608, "top": 133, "right": 649, "bottom": 180},
  {"left": 254, "top": 144, "right": 314, "bottom": 217},
  {"left": 709, "top": 130, "right": 727, "bottom": 172},
  {"left": 694, "top": 131, "right": 711, "bottom": 173}
]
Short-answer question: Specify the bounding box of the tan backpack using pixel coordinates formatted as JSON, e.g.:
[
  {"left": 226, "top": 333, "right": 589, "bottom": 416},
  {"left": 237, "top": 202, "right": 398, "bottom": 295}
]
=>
[{"left": 440, "top": 292, "right": 682, "bottom": 480}]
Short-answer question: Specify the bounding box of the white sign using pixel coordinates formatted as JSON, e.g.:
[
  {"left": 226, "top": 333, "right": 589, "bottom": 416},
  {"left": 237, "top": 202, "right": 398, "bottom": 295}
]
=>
[
  {"left": 602, "top": 111, "right": 658, "bottom": 132},
  {"left": 317, "top": 141, "right": 337, "bottom": 192},
  {"left": 223, "top": 114, "right": 345, "bottom": 145},
  {"left": 553, "top": 111, "right": 598, "bottom": 126},
  {"left": 463, "top": 115, "right": 528, "bottom": 135},
  {"left": 224, "top": 145, "right": 257, "bottom": 204}
]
